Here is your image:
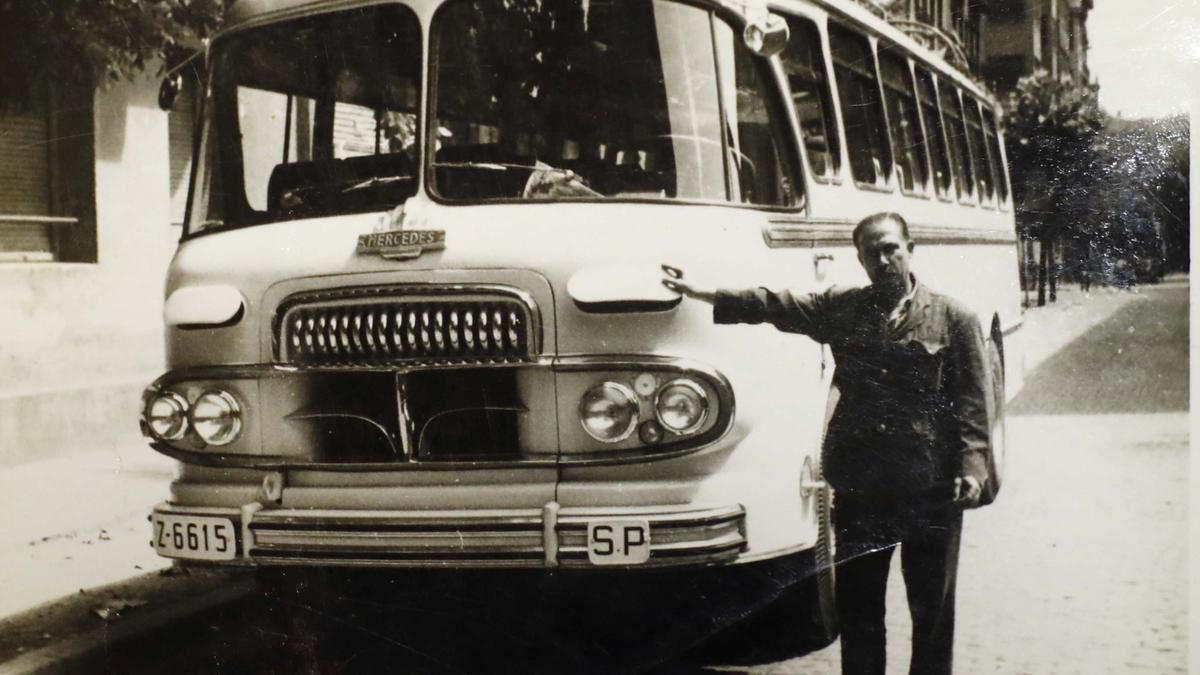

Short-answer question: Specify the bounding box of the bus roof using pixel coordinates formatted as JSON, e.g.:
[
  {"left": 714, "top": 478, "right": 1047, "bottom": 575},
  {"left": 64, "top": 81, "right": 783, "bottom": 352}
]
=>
[
  {"left": 222, "top": 0, "right": 1000, "bottom": 108},
  {"left": 795, "top": 0, "right": 1000, "bottom": 107}
]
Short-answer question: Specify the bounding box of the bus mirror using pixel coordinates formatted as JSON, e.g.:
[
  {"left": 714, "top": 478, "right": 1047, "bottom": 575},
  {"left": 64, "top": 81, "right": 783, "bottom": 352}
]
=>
[
  {"left": 158, "top": 74, "right": 183, "bottom": 111},
  {"left": 743, "top": 12, "right": 789, "bottom": 57}
]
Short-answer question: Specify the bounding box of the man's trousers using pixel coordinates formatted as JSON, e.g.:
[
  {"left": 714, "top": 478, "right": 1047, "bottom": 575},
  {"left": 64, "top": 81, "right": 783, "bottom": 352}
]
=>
[{"left": 833, "top": 495, "right": 964, "bottom": 675}]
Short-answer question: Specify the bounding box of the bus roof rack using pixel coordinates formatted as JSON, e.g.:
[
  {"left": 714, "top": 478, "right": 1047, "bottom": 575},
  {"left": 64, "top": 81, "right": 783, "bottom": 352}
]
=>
[{"left": 885, "top": 18, "right": 970, "bottom": 72}]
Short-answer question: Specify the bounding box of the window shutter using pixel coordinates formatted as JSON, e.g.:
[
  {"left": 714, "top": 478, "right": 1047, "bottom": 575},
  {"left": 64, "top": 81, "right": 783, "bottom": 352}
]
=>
[{"left": 0, "top": 106, "right": 54, "bottom": 258}]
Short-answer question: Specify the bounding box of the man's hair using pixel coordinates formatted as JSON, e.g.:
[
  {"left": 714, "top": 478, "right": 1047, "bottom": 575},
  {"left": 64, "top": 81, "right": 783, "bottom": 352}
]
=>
[{"left": 852, "top": 212, "right": 911, "bottom": 249}]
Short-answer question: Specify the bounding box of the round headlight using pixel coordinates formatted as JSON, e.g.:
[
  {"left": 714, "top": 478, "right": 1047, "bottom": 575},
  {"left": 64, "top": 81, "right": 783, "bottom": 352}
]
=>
[
  {"left": 579, "top": 382, "right": 639, "bottom": 443},
  {"left": 146, "top": 392, "right": 188, "bottom": 441},
  {"left": 190, "top": 391, "right": 242, "bottom": 446},
  {"left": 655, "top": 379, "right": 709, "bottom": 434}
]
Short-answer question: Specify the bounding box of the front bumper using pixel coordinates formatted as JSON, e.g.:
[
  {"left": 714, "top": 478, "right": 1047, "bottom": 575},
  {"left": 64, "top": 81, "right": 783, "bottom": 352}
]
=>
[{"left": 152, "top": 501, "right": 746, "bottom": 569}]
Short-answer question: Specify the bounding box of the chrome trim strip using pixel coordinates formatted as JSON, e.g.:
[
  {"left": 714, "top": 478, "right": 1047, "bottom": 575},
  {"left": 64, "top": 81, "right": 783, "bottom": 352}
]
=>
[
  {"left": 240, "top": 502, "right": 262, "bottom": 560},
  {"left": 763, "top": 217, "right": 1017, "bottom": 248},
  {"left": 542, "top": 501, "right": 560, "bottom": 567},
  {"left": 251, "top": 510, "right": 545, "bottom": 527},
  {"left": 252, "top": 556, "right": 546, "bottom": 569}
]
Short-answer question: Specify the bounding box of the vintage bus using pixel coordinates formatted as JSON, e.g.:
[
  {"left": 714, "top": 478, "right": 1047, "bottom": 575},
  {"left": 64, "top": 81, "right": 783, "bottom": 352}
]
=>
[{"left": 143, "top": 0, "right": 1018, "bottom": 640}]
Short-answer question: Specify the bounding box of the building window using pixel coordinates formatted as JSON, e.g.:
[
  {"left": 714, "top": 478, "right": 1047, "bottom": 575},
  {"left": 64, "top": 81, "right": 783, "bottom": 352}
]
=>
[
  {"left": 0, "top": 82, "right": 96, "bottom": 262},
  {"left": 829, "top": 24, "right": 892, "bottom": 187},
  {"left": 1038, "top": 15, "right": 1052, "bottom": 67},
  {"left": 780, "top": 15, "right": 841, "bottom": 180},
  {"left": 879, "top": 49, "right": 928, "bottom": 193}
]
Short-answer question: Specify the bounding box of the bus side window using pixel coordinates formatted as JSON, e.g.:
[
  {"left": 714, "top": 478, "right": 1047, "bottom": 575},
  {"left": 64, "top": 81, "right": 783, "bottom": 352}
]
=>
[
  {"left": 780, "top": 15, "right": 842, "bottom": 181},
  {"left": 963, "top": 95, "right": 994, "bottom": 203},
  {"left": 878, "top": 49, "right": 928, "bottom": 194},
  {"left": 914, "top": 67, "right": 952, "bottom": 199},
  {"left": 720, "top": 23, "right": 804, "bottom": 207},
  {"left": 981, "top": 104, "right": 1009, "bottom": 205},
  {"left": 937, "top": 77, "right": 973, "bottom": 201},
  {"left": 829, "top": 24, "right": 892, "bottom": 188}
]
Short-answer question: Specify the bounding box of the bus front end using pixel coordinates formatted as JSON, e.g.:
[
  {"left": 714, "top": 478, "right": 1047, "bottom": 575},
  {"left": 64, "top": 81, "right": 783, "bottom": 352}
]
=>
[{"left": 142, "top": 0, "right": 833, "bottom": 613}]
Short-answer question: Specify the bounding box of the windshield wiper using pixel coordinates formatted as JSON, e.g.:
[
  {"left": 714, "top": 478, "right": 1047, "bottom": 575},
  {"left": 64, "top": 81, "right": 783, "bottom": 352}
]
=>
[
  {"left": 432, "top": 161, "right": 532, "bottom": 172},
  {"left": 341, "top": 175, "right": 412, "bottom": 194},
  {"left": 432, "top": 160, "right": 602, "bottom": 198}
]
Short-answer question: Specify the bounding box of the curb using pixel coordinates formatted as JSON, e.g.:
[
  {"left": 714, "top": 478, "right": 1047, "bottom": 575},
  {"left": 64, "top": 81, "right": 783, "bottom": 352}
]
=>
[{"left": 0, "top": 572, "right": 256, "bottom": 675}]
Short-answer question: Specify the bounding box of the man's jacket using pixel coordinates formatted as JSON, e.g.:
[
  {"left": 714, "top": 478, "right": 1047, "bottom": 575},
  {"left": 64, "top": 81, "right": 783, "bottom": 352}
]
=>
[{"left": 713, "top": 282, "right": 990, "bottom": 501}]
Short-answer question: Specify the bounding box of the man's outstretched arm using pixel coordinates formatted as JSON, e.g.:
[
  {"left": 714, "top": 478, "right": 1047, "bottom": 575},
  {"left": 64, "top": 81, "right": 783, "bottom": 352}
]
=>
[{"left": 663, "top": 274, "right": 830, "bottom": 337}]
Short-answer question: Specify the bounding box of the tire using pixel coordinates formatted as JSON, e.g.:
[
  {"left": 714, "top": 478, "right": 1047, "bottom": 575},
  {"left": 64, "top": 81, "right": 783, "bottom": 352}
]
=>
[{"left": 805, "top": 480, "right": 838, "bottom": 644}]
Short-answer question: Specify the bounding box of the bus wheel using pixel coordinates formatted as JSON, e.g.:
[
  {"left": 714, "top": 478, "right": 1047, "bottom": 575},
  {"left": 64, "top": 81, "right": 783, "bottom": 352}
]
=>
[{"left": 805, "top": 482, "right": 838, "bottom": 644}]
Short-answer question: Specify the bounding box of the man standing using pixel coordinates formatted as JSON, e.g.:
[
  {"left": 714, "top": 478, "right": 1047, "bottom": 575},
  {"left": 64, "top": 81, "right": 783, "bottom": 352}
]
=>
[{"left": 664, "top": 212, "right": 990, "bottom": 675}]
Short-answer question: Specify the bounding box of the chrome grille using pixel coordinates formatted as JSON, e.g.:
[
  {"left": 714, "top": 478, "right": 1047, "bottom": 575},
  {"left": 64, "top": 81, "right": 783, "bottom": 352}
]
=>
[{"left": 279, "top": 290, "right": 536, "bottom": 366}]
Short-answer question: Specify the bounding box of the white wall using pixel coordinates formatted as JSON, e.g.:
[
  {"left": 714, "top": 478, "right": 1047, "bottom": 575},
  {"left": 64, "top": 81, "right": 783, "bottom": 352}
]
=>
[{"left": 0, "top": 74, "right": 180, "bottom": 464}]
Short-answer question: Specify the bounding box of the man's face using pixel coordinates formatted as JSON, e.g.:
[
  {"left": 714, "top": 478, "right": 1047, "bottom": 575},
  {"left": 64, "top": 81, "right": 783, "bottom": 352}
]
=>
[{"left": 855, "top": 220, "right": 914, "bottom": 290}]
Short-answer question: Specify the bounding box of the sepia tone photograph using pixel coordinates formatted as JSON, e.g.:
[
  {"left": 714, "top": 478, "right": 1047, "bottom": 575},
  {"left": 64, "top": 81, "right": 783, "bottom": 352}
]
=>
[{"left": 0, "top": 0, "right": 1191, "bottom": 672}]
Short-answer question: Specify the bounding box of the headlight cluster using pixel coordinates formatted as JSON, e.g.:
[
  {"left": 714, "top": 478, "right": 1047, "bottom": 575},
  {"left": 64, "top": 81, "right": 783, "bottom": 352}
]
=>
[
  {"left": 143, "top": 389, "right": 243, "bottom": 446},
  {"left": 578, "top": 373, "right": 711, "bottom": 445}
]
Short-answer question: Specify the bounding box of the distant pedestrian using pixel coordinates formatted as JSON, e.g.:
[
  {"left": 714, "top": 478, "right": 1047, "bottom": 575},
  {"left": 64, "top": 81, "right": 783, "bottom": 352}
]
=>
[{"left": 665, "top": 212, "right": 992, "bottom": 675}]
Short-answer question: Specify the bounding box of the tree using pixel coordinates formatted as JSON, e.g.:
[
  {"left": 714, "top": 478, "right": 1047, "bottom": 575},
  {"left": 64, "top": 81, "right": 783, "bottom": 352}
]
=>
[
  {"left": 0, "top": 0, "right": 225, "bottom": 109},
  {"left": 1004, "top": 70, "right": 1103, "bottom": 304},
  {"left": 1077, "top": 114, "right": 1188, "bottom": 284}
]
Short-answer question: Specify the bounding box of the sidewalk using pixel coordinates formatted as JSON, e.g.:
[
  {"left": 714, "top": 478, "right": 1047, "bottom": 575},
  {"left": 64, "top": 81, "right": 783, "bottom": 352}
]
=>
[
  {"left": 0, "top": 276, "right": 1178, "bottom": 624},
  {"left": 0, "top": 430, "right": 175, "bottom": 619},
  {"left": 1003, "top": 277, "right": 1165, "bottom": 398}
]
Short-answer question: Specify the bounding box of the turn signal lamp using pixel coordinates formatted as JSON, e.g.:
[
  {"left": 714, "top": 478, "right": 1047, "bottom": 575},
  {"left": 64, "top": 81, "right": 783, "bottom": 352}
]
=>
[
  {"left": 579, "top": 382, "right": 639, "bottom": 443},
  {"left": 145, "top": 392, "right": 189, "bottom": 441},
  {"left": 655, "top": 379, "right": 708, "bottom": 434},
  {"left": 190, "top": 391, "right": 243, "bottom": 446}
]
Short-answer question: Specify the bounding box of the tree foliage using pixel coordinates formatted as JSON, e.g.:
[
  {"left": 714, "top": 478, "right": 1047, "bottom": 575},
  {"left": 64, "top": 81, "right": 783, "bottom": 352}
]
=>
[
  {"left": 0, "top": 0, "right": 225, "bottom": 108},
  {"left": 1003, "top": 69, "right": 1104, "bottom": 242},
  {"left": 1005, "top": 68, "right": 1190, "bottom": 286},
  {"left": 1091, "top": 115, "right": 1190, "bottom": 271}
]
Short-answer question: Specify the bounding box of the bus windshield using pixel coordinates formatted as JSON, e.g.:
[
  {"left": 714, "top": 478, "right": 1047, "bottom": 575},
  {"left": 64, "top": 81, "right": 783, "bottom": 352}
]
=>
[
  {"left": 192, "top": 5, "right": 422, "bottom": 233},
  {"left": 188, "top": 0, "right": 798, "bottom": 236},
  {"left": 430, "top": 0, "right": 798, "bottom": 207}
]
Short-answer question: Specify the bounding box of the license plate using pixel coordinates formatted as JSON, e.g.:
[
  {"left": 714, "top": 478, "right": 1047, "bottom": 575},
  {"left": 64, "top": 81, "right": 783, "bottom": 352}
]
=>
[
  {"left": 587, "top": 520, "right": 651, "bottom": 565},
  {"left": 152, "top": 514, "right": 237, "bottom": 561}
]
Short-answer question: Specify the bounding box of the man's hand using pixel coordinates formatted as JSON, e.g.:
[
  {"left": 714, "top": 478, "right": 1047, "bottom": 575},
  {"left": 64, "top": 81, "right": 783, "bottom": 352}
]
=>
[
  {"left": 954, "top": 475, "right": 982, "bottom": 507},
  {"left": 662, "top": 268, "right": 717, "bottom": 305}
]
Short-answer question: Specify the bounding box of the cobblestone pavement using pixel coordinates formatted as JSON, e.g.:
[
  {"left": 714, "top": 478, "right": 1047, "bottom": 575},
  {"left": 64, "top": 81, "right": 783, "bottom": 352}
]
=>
[{"left": 702, "top": 282, "right": 1188, "bottom": 674}]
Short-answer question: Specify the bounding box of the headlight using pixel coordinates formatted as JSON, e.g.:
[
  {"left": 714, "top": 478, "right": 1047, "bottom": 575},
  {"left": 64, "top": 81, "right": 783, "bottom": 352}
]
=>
[
  {"left": 190, "top": 390, "right": 243, "bottom": 446},
  {"left": 655, "top": 379, "right": 708, "bottom": 434},
  {"left": 579, "top": 382, "right": 639, "bottom": 443},
  {"left": 145, "top": 392, "right": 189, "bottom": 441}
]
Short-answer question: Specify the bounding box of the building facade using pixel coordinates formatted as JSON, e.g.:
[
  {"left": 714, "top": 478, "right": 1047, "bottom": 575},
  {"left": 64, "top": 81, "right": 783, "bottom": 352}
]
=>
[
  {"left": 978, "top": 0, "right": 1092, "bottom": 95},
  {"left": 855, "top": 0, "right": 1091, "bottom": 97},
  {"left": 0, "top": 73, "right": 194, "bottom": 465}
]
